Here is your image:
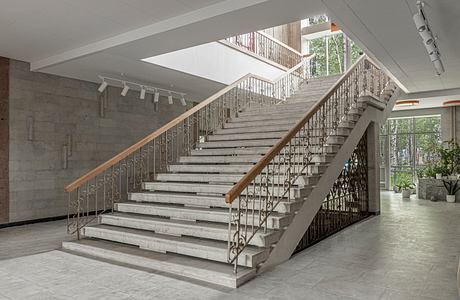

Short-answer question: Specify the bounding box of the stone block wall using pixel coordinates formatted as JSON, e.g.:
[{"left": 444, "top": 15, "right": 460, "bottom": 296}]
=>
[{"left": 7, "top": 60, "right": 188, "bottom": 223}]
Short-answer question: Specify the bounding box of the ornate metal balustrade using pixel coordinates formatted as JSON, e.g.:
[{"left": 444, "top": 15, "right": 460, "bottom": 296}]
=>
[
  {"left": 294, "top": 133, "right": 369, "bottom": 254},
  {"left": 225, "top": 56, "right": 393, "bottom": 272},
  {"left": 65, "top": 56, "right": 315, "bottom": 238},
  {"left": 224, "top": 31, "right": 303, "bottom": 69}
]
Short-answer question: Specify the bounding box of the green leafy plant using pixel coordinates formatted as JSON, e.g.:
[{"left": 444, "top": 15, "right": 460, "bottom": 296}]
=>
[
  {"left": 432, "top": 163, "right": 450, "bottom": 176},
  {"left": 423, "top": 164, "right": 437, "bottom": 178},
  {"left": 443, "top": 179, "right": 460, "bottom": 195},
  {"left": 416, "top": 166, "right": 427, "bottom": 179},
  {"left": 396, "top": 179, "right": 415, "bottom": 191},
  {"left": 436, "top": 140, "right": 460, "bottom": 175}
]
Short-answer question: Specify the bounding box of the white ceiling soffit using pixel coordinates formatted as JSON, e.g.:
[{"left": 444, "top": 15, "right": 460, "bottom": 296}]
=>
[
  {"left": 322, "top": 0, "right": 460, "bottom": 94},
  {"left": 4, "top": 0, "right": 325, "bottom": 101},
  {"left": 29, "top": 0, "right": 325, "bottom": 71}
]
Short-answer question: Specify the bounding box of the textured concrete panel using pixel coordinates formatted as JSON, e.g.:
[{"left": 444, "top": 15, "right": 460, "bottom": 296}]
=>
[
  {"left": 8, "top": 60, "right": 188, "bottom": 223},
  {"left": 0, "top": 57, "right": 9, "bottom": 224}
]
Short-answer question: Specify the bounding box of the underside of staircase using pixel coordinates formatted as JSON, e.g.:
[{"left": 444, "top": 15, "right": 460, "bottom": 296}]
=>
[{"left": 62, "top": 73, "right": 398, "bottom": 288}]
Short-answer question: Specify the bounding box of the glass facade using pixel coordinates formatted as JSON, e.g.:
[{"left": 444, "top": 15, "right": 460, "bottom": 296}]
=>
[{"left": 379, "top": 116, "right": 441, "bottom": 190}]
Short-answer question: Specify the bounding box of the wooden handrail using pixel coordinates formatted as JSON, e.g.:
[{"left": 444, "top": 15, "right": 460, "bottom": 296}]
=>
[
  {"left": 225, "top": 55, "right": 375, "bottom": 203},
  {"left": 64, "top": 54, "right": 318, "bottom": 193},
  {"left": 65, "top": 74, "right": 254, "bottom": 193}
]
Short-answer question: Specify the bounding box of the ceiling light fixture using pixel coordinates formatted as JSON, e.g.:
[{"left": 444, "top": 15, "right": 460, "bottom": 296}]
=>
[
  {"left": 180, "top": 95, "right": 186, "bottom": 106},
  {"left": 412, "top": 1, "right": 444, "bottom": 76},
  {"left": 121, "top": 82, "right": 130, "bottom": 96},
  {"left": 97, "top": 76, "right": 186, "bottom": 105},
  {"left": 98, "top": 80, "right": 108, "bottom": 93},
  {"left": 153, "top": 90, "right": 160, "bottom": 103},
  {"left": 140, "top": 86, "right": 146, "bottom": 100}
]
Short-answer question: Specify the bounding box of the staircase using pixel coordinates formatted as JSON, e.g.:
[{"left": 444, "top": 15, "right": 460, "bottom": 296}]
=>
[{"left": 62, "top": 57, "right": 399, "bottom": 288}]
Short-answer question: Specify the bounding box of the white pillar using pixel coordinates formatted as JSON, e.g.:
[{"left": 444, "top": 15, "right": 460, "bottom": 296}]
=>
[{"left": 367, "top": 122, "right": 380, "bottom": 214}]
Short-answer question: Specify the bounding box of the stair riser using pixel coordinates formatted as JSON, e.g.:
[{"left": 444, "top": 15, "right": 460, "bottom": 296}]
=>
[
  {"left": 99, "top": 215, "right": 279, "bottom": 247},
  {"left": 199, "top": 135, "right": 344, "bottom": 148},
  {"left": 62, "top": 241, "right": 254, "bottom": 288},
  {"left": 128, "top": 193, "right": 301, "bottom": 214},
  {"left": 179, "top": 155, "right": 325, "bottom": 164},
  {"left": 215, "top": 124, "right": 294, "bottom": 135},
  {"left": 169, "top": 163, "right": 326, "bottom": 174},
  {"left": 238, "top": 106, "right": 313, "bottom": 117},
  {"left": 208, "top": 131, "right": 286, "bottom": 141},
  {"left": 143, "top": 183, "right": 311, "bottom": 199},
  {"left": 115, "top": 203, "right": 288, "bottom": 229},
  {"left": 83, "top": 227, "right": 266, "bottom": 267},
  {"left": 223, "top": 119, "right": 296, "bottom": 129},
  {"left": 156, "top": 173, "right": 308, "bottom": 187},
  {"left": 190, "top": 145, "right": 338, "bottom": 156},
  {"left": 231, "top": 112, "right": 305, "bottom": 123}
]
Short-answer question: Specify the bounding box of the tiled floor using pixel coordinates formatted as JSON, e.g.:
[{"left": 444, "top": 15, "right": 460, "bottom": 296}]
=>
[{"left": 0, "top": 192, "right": 459, "bottom": 300}]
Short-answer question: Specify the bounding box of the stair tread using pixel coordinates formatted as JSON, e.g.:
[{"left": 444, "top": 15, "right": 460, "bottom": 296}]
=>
[
  {"left": 62, "top": 239, "right": 255, "bottom": 288},
  {"left": 102, "top": 212, "right": 278, "bottom": 237},
  {"left": 117, "top": 201, "right": 288, "bottom": 220},
  {"left": 84, "top": 224, "right": 265, "bottom": 255}
]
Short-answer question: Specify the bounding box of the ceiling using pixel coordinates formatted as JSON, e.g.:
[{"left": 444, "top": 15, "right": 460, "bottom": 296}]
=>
[
  {"left": 1, "top": 0, "right": 459, "bottom": 105},
  {"left": 0, "top": 0, "right": 326, "bottom": 101},
  {"left": 323, "top": 0, "right": 460, "bottom": 94}
]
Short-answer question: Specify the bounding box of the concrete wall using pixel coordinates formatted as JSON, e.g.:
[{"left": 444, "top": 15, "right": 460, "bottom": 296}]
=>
[{"left": 7, "top": 60, "right": 188, "bottom": 224}]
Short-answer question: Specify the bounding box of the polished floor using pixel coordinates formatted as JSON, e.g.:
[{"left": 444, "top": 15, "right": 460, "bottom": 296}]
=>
[{"left": 0, "top": 192, "right": 459, "bottom": 300}]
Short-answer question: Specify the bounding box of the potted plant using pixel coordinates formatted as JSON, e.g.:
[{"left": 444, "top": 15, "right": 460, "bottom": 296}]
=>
[
  {"left": 443, "top": 179, "right": 460, "bottom": 203},
  {"left": 437, "top": 140, "right": 460, "bottom": 179},
  {"left": 397, "top": 180, "right": 415, "bottom": 199},
  {"left": 424, "top": 164, "right": 437, "bottom": 179},
  {"left": 433, "top": 163, "right": 449, "bottom": 179}
]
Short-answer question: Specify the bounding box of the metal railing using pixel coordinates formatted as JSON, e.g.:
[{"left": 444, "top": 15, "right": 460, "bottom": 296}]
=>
[
  {"left": 64, "top": 55, "right": 315, "bottom": 238},
  {"left": 224, "top": 31, "right": 303, "bottom": 69},
  {"left": 225, "top": 55, "right": 394, "bottom": 272},
  {"left": 294, "top": 133, "right": 370, "bottom": 254}
]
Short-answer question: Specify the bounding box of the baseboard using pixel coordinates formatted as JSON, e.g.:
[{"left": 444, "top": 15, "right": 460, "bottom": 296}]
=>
[{"left": 0, "top": 214, "right": 68, "bottom": 229}]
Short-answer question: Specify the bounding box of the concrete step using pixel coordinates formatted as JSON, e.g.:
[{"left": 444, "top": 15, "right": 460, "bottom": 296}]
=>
[
  {"left": 99, "top": 212, "right": 280, "bottom": 247},
  {"left": 169, "top": 164, "right": 252, "bottom": 173},
  {"left": 156, "top": 172, "right": 309, "bottom": 187},
  {"left": 231, "top": 111, "right": 305, "bottom": 122},
  {"left": 115, "top": 202, "right": 291, "bottom": 229},
  {"left": 199, "top": 135, "right": 344, "bottom": 149},
  {"left": 223, "top": 118, "right": 296, "bottom": 129},
  {"left": 191, "top": 145, "right": 339, "bottom": 156},
  {"left": 191, "top": 147, "right": 270, "bottom": 156},
  {"left": 215, "top": 124, "right": 294, "bottom": 135},
  {"left": 241, "top": 101, "right": 314, "bottom": 113},
  {"left": 82, "top": 224, "right": 268, "bottom": 267},
  {"left": 62, "top": 239, "right": 255, "bottom": 288},
  {"left": 143, "top": 182, "right": 311, "bottom": 199},
  {"left": 180, "top": 154, "right": 331, "bottom": 165},
  {"left": 208, "top": 131, "right": 287, "bottom": 142},
  {"left": 199, "top": 139, "right": 279, "bottom": 148},
  {"left": 179, "top": 155, "right": 261, "bottom": 164},
  {"left": 238, "top": 104, "right": 314, "bottom": 117},
  {"left": 128, "top": 192, "right": 302, "bottom": 214}
]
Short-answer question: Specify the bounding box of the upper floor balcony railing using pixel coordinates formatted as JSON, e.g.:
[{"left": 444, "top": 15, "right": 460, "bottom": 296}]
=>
[{"left": 223, "top": 31, "right": 303, "bottom": 69}]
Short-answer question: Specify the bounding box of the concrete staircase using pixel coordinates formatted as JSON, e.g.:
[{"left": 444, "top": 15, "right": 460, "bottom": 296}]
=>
[{"left": 62, "top": 74, "right": 383, "bottom": 287}]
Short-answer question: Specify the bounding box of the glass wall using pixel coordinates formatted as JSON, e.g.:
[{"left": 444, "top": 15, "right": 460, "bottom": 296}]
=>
[
  {"left": 380, "top": 116, "right": 441, "bottom": 190},
  {"left": 306, "top": 31, "right": 363, "bottom": 77}
]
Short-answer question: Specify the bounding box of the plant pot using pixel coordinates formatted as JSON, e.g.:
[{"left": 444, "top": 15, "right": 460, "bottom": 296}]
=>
[
  {"left": 402, "top": 189, "right": 411, "bottom": 199},
  {"left": 446, "top": 195, "right": 456, "bottom": 203},
  {"left": 436, "top": 174, "right": 443, "bottom": 179}
]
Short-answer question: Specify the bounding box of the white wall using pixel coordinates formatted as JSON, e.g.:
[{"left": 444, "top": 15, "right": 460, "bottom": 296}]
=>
[{"left": 143, "top": 42, "right": 285, "bottom": 85}]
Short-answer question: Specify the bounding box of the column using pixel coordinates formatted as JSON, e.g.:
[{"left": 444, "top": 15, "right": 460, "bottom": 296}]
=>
[
  {"left": 0, "top": 57, "right": 9, "bottom": 224},
  {"left": 366, "top": 122, "right": 380, "bottom": 214}
]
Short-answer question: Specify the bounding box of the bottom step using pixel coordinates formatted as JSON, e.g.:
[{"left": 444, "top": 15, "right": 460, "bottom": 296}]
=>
[{"left": 62, "top": 239, "right": 255, "bottom": 288}]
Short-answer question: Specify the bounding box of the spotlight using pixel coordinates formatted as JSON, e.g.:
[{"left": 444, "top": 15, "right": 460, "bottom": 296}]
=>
[
  {"left": 180, "top": 95, "right": 186, "bottom": 106},
  {"left": 433, "top": 59, "right": 444, "bottom": 76},
  {"left": 121, "top": 82, "right": 129, "bottom": 96},
  {"left": 412, "top": 13, "right": 426, "bottom": 32},
  {"left": 153, "top": 90, "right": 160, "bottom": 103},
  {"left": 140, "top": 86, "right": 146, "bottom": 100},
  {"left": 98, "top": 80, "right": 108, "bottom": 93},
  {"left": 168, "top": 93, "right": 173, "bottom": 105}
]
